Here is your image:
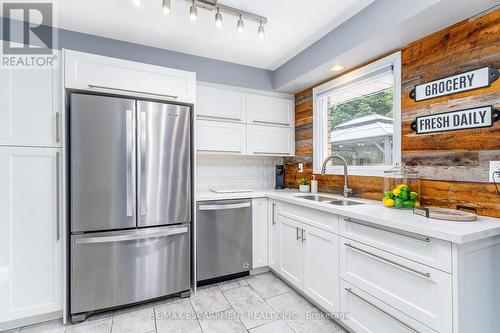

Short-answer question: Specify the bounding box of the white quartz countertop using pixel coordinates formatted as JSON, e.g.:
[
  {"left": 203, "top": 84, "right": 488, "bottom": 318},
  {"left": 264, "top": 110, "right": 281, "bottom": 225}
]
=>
[{"left": 196, "top": 189, "right": 500, "bottom": 244}]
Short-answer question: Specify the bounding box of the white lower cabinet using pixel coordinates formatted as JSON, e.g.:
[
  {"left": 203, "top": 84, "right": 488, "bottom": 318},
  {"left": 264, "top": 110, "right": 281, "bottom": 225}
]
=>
[
  {"left": 275, "top": 211, "right": 340, "bottom": 314},
  {"left": 252, "top": 198, "right": 268, "bottom": 269},
  {"left": 267, "top": 200, "right": 280, "bottom": 271},
  {"left": 340, "top": 237, "right": 452, "bottom": 333},
  {"left": 196, "top": 120, "right": 246, "bottom": 154},
  {"left": 340, "top": 280, "right": 437, "bottom": 333},
  {"left": 0, "top": 147, "right": 62, "bottom": 329}
]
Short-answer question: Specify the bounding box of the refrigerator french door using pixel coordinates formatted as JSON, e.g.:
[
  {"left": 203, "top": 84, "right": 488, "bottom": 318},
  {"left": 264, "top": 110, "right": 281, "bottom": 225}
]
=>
[{"left": 69, "top": 93, "right": 191, "bottom": 320}]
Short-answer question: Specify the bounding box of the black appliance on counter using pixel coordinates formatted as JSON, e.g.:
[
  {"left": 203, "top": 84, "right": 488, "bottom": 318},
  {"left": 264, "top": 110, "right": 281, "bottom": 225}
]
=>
[{"left": 275, "top": 165, "right": 285, "bottom": 189}]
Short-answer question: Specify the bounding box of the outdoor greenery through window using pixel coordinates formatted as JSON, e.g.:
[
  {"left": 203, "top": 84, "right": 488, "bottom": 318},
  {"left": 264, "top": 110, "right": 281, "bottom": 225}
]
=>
[{"left": 326, "top": 70, "right": 394, "bottom": 167}]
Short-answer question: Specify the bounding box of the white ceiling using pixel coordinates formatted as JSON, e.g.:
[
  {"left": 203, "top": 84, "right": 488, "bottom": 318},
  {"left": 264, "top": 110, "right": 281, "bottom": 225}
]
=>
[{"left": 54, "top": 0, "right": 374, "bottom": 70}]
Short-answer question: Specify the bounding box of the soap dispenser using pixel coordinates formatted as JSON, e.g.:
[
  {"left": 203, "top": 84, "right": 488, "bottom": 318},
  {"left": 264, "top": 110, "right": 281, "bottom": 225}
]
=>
[{"left": 311, "top": 175, "right": 318, "bottom": 194}]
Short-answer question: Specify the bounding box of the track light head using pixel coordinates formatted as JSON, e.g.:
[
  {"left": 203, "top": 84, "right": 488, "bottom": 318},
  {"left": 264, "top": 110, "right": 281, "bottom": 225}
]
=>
[
  {"left": 162, "top": 0, "right": 171, "bottom": 14},
  {"left": 132, "top": 0, "right": 142, "bottom": 7},
  {"left": 215, "top": 8, "right": 223, "bottom": 27},
  {"left": 237, "top": 15, "right": 244, "bottom": 33},
  {"left": 257, "top": 21, "right": 265, "bottom": 39},
  {"left": 189, "top": 1, "right": 198, "bottom": 21}
]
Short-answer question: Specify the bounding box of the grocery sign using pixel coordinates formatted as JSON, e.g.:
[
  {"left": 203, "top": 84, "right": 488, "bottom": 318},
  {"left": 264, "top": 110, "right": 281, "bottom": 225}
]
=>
[
  {"left": 410, "top": 106, "right": 499, "bottom": 134},
  {"left": 409, "top": 66, "right": 499, "bottom": 102}
]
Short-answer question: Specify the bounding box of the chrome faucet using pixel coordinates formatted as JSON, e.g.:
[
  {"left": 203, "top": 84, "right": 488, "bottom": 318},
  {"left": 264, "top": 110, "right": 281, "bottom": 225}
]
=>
[{"left": 320, "top": 154, "right": 352, "bottom": 198}]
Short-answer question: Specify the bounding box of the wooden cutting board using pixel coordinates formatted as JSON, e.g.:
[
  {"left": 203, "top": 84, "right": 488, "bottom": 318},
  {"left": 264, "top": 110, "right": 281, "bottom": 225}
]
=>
[{"left": 413, "top": 206, "right": 477, "bottom": 222}]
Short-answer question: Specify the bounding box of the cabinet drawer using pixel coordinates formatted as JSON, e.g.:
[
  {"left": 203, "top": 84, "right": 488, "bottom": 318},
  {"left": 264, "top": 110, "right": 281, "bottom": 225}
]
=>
[
  {"left": 197, "top": 85, "right": 246, "bottom": 122},
  {"left": 196, "top": 120, "right": 246, "bottom": 154},
  {"left": 277, "top": 202, "right": 338, "bottom": 234},
  {"left": 246, "top": 94, "right": 294, "bottom": 126},
  {"left": 340, "top": 217, "right": 451, "bottom": 272},
  {"left": 65, "top": 50, "right": 195, "bottom": 103},
  {"left": 340, "top": 238, "right": 452, "bottom": 333},
  {"left": 247, "top": 125, "right": 294, "bottom": 156},
  {"left": 340, "top": 280, "right": 437, "bottom": 333}
]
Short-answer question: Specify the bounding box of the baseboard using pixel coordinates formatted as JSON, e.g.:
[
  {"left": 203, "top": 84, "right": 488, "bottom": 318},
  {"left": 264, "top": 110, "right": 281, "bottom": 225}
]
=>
[
  {"left": 0, "top": 310, "right": 62, "bottom": 331},
  {"left": 250, "top": 266, "right": 270, "bottom": 275}
]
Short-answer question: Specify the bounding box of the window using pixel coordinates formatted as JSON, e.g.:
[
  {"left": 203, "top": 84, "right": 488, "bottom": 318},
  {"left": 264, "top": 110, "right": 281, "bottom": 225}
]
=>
[{"left": 313, "top": 52, "right": 401, "bottom": 176}]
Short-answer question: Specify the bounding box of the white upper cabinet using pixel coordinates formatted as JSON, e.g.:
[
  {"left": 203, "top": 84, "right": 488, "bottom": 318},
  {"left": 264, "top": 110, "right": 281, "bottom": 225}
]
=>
[
  {"left": 247, "top": 125, "right": 294, "bottom": 156},
  {"left": 197, "top": 84, "right": 246, "bottom": 122},
  {"left": 64, "top": 50, "right": 196, "bottom": 103},
  {"left": 246, "top": 93, "right": 294, "bottom": 127},
  {"left": 0, "top": 51, "right": 61, "bottom": 147},
  {"left": 0, "top": 147, "right": 62, "bottom": 326},
  {"left": 196, "top": 120, "right": 246, "bottom": 155}
]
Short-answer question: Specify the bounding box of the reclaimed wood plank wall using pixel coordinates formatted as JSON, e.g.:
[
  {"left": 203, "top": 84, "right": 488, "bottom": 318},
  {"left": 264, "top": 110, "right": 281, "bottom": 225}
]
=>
[{"left": 284, "top": 9, "right": 500, "bottom": 217}]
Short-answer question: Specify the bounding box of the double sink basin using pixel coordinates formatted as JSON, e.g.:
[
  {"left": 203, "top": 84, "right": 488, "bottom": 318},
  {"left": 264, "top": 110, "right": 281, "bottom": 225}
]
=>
[{"left": 296, "top": 195, "right": 365, "bottom": 206}]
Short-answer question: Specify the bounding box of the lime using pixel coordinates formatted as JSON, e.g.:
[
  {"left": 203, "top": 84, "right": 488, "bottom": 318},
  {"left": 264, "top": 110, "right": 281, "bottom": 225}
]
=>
[
  {"left": 409, "top": 192, "right": 419, "bottom": 201},
  {"left": 394, "top": 198, "right": 403, "bottom": 208},
  {"left": 403, "top": 200, "right": 415, "bottom": 209},
  {"left": 398, "top": 191, "right": 409, "bottom": 201},
  {"left": 384, "top": 191, "right": 394, "bottom": 199}
]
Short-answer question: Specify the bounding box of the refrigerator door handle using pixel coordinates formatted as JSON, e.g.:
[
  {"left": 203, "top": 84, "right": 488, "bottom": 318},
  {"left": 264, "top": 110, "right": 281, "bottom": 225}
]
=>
[
  {"left": 125, "top": 109, "right": 135, "bottom": 217},
  {"left": 75, "top": 226, "right": 188, "bottom": 244},
  {"left": 139, "top": 109, "right": 148, "bottom": 217}
]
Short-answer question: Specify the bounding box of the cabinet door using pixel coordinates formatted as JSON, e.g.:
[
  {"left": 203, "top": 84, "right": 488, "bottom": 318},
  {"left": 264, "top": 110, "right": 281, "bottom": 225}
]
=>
[
  {"left": 302, "top": 224, "right": 339, "bottom": 314},
  {"left": 64, "top": 50, "right": 195, "bottom": 103},
  {"left": 267, "top": 201, "right": 280, "bottom": 271},
  {"left": 196, "top": 120, "right": 246, "bottom": 155},
  {"left": 0, "top": 52, "right": 60, "bottom": 147},
  {"left": 277, "top": 214, "right": 303, "bottom": 288},
  {"left": 246, "top": 94, "right": 294, "bottom": 126},
  {"left": 252, "top": 198, "right": 268, "bottom": 269},
  {"left": 0, "top": 147, "right": 62, "bottom": 325},
  {"left": 197, "top": 85, "right": 246, "bottom": 122},
  {"left": 247, "top": 125, "right": 294, "bottom": 156}
]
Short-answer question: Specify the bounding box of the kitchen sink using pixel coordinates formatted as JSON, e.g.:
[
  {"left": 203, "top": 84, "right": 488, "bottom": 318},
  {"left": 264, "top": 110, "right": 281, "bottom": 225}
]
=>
[
  {"left": 296, "top": 195, "right": 336, "bottom": 202},
  {"left": 329, "top": 199, "right": 364, "bottom": 206}
]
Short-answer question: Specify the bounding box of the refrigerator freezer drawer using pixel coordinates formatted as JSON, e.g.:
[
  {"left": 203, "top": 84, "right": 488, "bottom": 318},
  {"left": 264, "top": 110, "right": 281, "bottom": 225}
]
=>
[{"left": 71, "top": 225, "right": 190, "bottom": 314}]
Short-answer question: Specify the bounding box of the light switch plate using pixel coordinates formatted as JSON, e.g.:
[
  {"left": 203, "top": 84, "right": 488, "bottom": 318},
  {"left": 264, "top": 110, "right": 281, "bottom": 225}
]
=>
[
  {"left": 298, "top": 162, "right": 304, "bottom": 173},
  {"left": 489, "top": 161, "right": 500, "bottom": 183}
]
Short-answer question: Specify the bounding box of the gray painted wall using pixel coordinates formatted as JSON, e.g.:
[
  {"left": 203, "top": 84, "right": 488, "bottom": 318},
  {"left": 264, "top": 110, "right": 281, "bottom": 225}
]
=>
[{"left": 0, "top": 18, "right": 274, "bottom": 91}]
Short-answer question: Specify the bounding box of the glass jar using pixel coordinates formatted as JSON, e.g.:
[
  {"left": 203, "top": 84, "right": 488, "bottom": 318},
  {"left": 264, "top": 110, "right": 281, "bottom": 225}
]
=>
[{"left": 382, "top": 163, "right": 421, "bottom": 209}]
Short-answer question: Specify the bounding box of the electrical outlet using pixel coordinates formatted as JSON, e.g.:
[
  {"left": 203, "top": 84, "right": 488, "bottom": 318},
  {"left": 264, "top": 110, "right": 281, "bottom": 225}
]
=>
[
  {"left": 298, "top": 162, "right": 304, "bottom": 173},
  {"left": 489, "top": 161, "right": 500, "bottom": 182}
]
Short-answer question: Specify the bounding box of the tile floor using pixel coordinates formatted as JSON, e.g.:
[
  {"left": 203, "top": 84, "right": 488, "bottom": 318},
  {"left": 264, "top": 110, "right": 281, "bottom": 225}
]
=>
[{"left": 8, "top": 272, "right": 347, "bottom": 333}]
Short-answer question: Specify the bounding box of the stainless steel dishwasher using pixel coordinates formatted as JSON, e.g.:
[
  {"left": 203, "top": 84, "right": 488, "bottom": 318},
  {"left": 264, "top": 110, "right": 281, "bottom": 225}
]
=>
[{"left": 196, "top": 199, "right": 252, "bottom": 285}]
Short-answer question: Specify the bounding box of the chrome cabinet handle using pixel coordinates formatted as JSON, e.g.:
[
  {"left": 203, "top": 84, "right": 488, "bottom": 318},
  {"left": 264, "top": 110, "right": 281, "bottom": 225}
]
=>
[
  {"left": 88, "top": 85, "right": 178, "bottom": 99},
  {"left": 272, "top": 203, "right": 276, "bottom": 225},
  {"left": 253, "top": 120, "right": 290, "bottom": 126},
  {"left": 125, "top": 110, "right": 135, "bottom": 217},
  {"left": 197, "top": 149, "right": 242, "bottom": 154},
  {"left": 344, "top": 218, "right": 431, "bottom": 242},
  {"left": 296, "top": 226, "right": 301, "bottom": 240},
  {"left": 75, "top": 227, "right": 188, "bottom": 244},
  {"left": 197, "top": 115, "right": 242, "bottom": 122},
  {"left": 344, "top": 243, "right": 431, "bottom": 278},
  {"left": 55, "top": 112, "right": 61, "bottom": 143},
  {"left": 56, "top": 152, "right": 61, "bottom": 240},
  {"left": 345, "top": 288, "right": 420, "bottom": 333},
  {"left": 199, "top": 202, "right": 251, "bottom": 211},
  {"left": 139, "top": 110, "right": 147, "bottom": 217},
  {"left": 301, "top": 228, "right": 305, "bottom": 242},
  {"left": 253, "top": 152, "right": 291, "bottom": 155}
]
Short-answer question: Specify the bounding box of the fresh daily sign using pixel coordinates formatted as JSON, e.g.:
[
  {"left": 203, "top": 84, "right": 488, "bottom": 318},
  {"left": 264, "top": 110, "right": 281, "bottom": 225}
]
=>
[
  {"left": 410, "top": 106, "right": 499, "bottom": 134},
  {"left": 409, "top": 67, "right": 499, "bottom": 102}
]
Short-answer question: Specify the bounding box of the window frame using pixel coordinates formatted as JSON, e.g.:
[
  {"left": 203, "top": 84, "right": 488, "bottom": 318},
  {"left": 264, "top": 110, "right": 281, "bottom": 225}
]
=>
[{"left": 312, "top": 52, "right": 402, "bottom": 176}]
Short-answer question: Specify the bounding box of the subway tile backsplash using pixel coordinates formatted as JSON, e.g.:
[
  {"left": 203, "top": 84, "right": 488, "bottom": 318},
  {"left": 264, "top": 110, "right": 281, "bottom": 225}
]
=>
[{"left": 196, "top": 155, "right": 283, "bottom": 191}]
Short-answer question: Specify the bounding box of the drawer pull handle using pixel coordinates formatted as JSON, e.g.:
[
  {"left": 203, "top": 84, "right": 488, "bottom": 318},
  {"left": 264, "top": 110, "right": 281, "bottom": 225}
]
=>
[
  {"left": 344, "top": 218, "right": 430, "bottom": 242},
  {"left": 344, "top": 243, "right": 431, "bottom": 278},
  {"left": 272, "top": 203, "right": 276, "bottom": 225},
  {"left": 296, "top": 226, "right": 301, "bottom": 240},
  {"left": 345, "top": 288, "right": 420, "bottom": 333}
]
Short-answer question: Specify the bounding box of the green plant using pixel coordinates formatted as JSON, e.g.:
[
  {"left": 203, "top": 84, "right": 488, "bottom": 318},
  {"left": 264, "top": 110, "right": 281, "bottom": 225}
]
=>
[{"left": 297, "top": 178, "right": 310, "bottom": 186}]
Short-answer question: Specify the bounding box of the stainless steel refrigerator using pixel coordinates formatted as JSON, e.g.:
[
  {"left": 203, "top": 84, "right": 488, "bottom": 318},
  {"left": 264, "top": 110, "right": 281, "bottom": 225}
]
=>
[{"left": 69, "top": 93, "right": 191, "bottom": 322}]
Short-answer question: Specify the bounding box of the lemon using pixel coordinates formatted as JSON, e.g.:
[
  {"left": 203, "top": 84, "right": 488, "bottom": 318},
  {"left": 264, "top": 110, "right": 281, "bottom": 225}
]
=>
[
  {"left": 415, "top": 201, "right": 420, "bottom": 207},
  {"left": 383, "top": 198, "right": 395, "bottom": 207}
]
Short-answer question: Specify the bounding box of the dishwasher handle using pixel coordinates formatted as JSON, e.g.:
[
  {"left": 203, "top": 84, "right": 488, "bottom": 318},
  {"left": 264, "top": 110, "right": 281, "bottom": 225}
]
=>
[{"left": 198, "top": 202, "right": 251, "bottom": 211}]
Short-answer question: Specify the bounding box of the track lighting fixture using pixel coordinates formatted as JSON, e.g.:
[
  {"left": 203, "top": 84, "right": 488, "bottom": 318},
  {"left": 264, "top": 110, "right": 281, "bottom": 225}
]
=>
[
  {"left": 214, "top": 7, "right": 223, "bottom": 27},
  {"left": 257, "top": 21, "right": 265, "bottom": 39},
  {"left": 189, "top": 0, "right": 198, "bottom": 21},
  {"left": 237, "top": 15, "right": 244, "bottom": 33},
  {"left": 136, "top": 0, "right": 267, "bottom": 39},
  {"left": 162, "top": 0, "right": 171, "bottom": 14}
]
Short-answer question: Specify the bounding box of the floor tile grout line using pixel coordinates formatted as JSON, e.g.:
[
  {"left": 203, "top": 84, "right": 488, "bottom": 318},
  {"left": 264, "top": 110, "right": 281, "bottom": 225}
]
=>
[
  {"left": 187, "top": 297, "right": 205, "bottom": 333},
  {"left": 219, "top": 284, "right": 251, "bottom": 332}
]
